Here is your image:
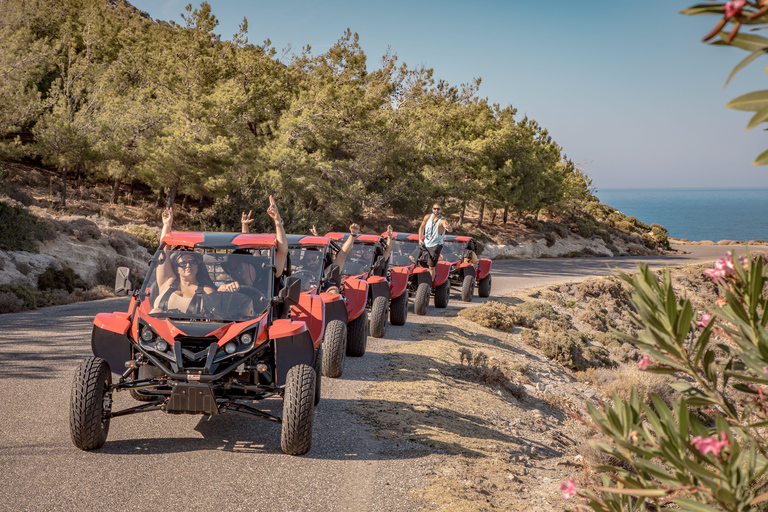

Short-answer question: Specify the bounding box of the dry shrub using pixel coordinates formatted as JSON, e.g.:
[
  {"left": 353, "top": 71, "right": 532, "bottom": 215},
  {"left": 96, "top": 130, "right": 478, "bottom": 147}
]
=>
[
  {"left": 520, "top": 329, "right": 538, "bottom": 347},
  {"left": 0, "top": 292, "right": 23, "bottom": 313},
  {"left": 609, "top": 342, "right": 640, "bottom": 363},
  {"left": 541, "top": 333, "right": 590, "bottom": 371},
  {"left": 575, "top": 276, "right": 630, "bottom": 301},
  {"left": 576, "top": 302, "right": 610, "bottom": 332},
  {"left": 510, "top": 360, "right": 531, "bottom": 375},
  {"left": 73, "top": 285, "right": 114, "bottom": 301},
  {"left": 516, "top": 301, "right": 573, "bottom": 334},
  {"left": 458, "top": 301, "right": 518, "bottom": 331},
  {"left": 62, "top": 218, "right": 101, "bottom": 241},
  {"left": 458, "top": 348, "right": 526, "bottom": 400},
  {"left": 584, "top": 364, "right": 675, "bottom": 409},
  {"left": 578, "top": 441, "right": 635, "bottom": 473},
  {"left": 48, "top": 288, "right": 74, "bottom": 305},
  {"left": 591, "top": 331, "right": 625, "bottom": 349},
  {"left": 540, "top": 390, "right": 570, "bottom": 411},
  {"left": 541, "top": 290, "right": 564, "bottom": 306}
]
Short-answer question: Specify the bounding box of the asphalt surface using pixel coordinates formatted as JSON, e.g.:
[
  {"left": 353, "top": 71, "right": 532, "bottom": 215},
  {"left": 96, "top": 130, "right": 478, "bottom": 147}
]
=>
[{"left": 0, "top": 244, "right": 760, "bottom": 512}]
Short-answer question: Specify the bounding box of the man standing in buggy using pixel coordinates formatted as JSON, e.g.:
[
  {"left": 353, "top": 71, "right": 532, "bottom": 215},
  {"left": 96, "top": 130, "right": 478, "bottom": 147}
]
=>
[{"left": 418, "top": 203, "right": 451, "bottom": 279}]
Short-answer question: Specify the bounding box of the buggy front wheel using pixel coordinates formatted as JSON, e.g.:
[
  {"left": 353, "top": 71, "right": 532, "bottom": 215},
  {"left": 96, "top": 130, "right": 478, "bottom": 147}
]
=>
[
  {"left": 322, "top": 319, "right": 347, "bottom": 378},
  {"left": 369, "top": 296, "right": 389, "bottom": 338},
  {"left": 433, "top": 281, "right": 450, "bottom": 308},
  {"left": 347, "top": 309, "right": 368, "bottom": 357},
  {"left": 70, "top": 357, "right": 112, "bottom": 450},
  {"left": 389, "top": 292, "right": 408, "bottom": 326},
  {"left": 461, "top": 275, "right": 475, "bottom": 302},
  {"left": 281, "top": 364, "right": 316, "bottom": 456},
  {"left": 414, "top": 282, "right": 430, "bottom": 315}
]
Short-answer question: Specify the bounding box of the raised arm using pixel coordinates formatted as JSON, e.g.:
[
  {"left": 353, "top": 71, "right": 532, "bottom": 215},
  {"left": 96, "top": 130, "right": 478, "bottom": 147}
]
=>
[
  {"left": 382, "top": 224, "right": 393, "bottom": 262},
  {"left": 332, "top": 223, "right": 359, "bottom": 273},
  {"left": 156, "top": 208, "right": 175, "bottom": 287},
  {"left": 241, "top": 210, "right": 253, "bottom": 233},
  {"left": 267, "top": 196, "right": 287, "bottom": 278},
  {"left": 441, "top": 217, "right": 451, "bottom": 234}
]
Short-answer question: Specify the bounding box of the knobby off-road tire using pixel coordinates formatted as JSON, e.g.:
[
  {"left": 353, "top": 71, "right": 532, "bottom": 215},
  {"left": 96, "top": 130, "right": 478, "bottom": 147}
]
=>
[
  {"left": 313, "top": 346, "right": 322, "bottom": 406},
  {"left": 281, "top": 364, "right": 316, "bottom": 456},
  {"left": 70, "top": 357, "right": 112, "bottom": 450},
  {"left": 346, "top": 309, "right": 368, "bottom": 357},
  {"left": 433, "top": 281, "right": 450, "bottom": 308},
  {"left": 321, "top": 319, "right": 346, "bottom": 378},
  {"left": 478, "top": 275, "right": 492, "bottom": 298},
  {"left": 461, "top": 275, "right": 475, "bottom": 302},
  {"left": 414, "top": 282, "right": 430, "bottom": 316},
  {"left": 389, "top": 292, "right": 408, "bottom": 326},
  {"left": 369, "top": 296, "right": 389, "bottom": 338}
]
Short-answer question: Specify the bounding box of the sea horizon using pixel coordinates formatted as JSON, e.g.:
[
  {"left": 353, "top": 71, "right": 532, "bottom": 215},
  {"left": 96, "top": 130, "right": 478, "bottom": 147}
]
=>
[{"left": 595, "top": 187, "right": 768, "bottom": 243}]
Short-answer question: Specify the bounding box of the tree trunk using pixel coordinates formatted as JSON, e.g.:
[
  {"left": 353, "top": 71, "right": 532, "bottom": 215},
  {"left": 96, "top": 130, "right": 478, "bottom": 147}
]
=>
[
  {"left": 503, "top": 206, "right": 508, "bottom": 224},
  {"left": 165, "top": 183, "right": 177, "bottom": 210},
  {"left": 477, "top": 201, "right": 485, "bottom": 228},
  {"left": 458, "top": 202, "right": 466, "bottom": 227},
  {"left": 154, "top": 187, "right": 164, "bottom": 208},
  {"left": 181, "top": 194, "right": 188, "bottom": 210},
  {"left": 110, "top": 176, "right": 121, "bottom": 204},
  {"left": 60, "top": 168, "right": 67, "bottom": 207},
  {"left": 491, "top": 209, "right": 497, "bottom": 224}
]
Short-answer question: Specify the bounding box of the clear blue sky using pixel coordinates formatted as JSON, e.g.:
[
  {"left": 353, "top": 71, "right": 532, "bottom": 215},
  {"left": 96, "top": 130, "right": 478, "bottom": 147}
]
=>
[{"left": 129, "top": 0, "right": 768, "bottom": 192}]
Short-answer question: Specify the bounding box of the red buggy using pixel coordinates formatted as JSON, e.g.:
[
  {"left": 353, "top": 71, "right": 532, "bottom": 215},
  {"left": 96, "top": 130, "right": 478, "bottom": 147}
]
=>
[
  {"left": 287, "top": 234, "right": 369, "bottom": 379},
  {"left": 71, "top": 231, "right": 319, "bottom": 456},
  {"left": 386, "top": 232, "right": 452, "bottom": 314},
  {"left": 440, "top": 235, "right": 493, "bottom": 301},
  {"left": 325, "top": 232, "right": 391, "bottom": 338}
]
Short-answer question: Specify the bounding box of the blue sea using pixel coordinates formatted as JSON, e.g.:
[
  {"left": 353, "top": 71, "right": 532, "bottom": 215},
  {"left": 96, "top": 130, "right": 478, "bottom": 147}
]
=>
[{"left": 596, "top": 188, "right": 768, "bottom": 242}]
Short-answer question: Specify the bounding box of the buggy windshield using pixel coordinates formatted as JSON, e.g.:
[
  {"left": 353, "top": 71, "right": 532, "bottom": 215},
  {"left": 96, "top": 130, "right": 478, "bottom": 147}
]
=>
[
  {"left": 343, "top": 243, "right": 375, "bottom": 276},
  {"left": 289, "top": 247, "right": 325, "bottom": 292},
  {"left": 389, "top": 240, "right": 420, "bottom": 267},
  {"left": 440, "top": 241, "right": 466, "bottom": 263},
  {"left": 140, "top": 248, "right": 273, "bottom": 321}
]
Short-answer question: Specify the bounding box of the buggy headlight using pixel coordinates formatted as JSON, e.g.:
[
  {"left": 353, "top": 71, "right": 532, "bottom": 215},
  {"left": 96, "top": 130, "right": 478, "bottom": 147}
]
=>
[
  {"left": 140, "top": 325, "right": 155, "bottom": 342},
  {"left": 239, "top": 332, "right": 253, "bottom": 345},
  {"left": 224, "top": 341, "right": 237, "bottom": 354},
  {"left": 155, "top": 339, "right": 168, "bottom": 352}
]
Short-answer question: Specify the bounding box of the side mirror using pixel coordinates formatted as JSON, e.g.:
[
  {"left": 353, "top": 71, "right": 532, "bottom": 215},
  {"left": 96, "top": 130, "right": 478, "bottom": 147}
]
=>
[
  {"left": 115, "top": 267, "right": 133, "bottom": 296},
  {"left": 278, "top": 276, "right": 301, "bottom": 307},
  {"left": 326, "top": 264, "right": 341, "bottom": 286}
]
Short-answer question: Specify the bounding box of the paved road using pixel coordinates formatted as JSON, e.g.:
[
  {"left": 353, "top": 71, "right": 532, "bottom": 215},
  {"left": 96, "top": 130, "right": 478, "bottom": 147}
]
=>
[{"left": 0, "top": 244, "right": 757, "bottom": 511}]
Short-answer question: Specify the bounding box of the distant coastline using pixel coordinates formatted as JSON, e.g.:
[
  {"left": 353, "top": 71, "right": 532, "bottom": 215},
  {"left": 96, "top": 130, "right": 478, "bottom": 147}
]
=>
[{"left": 596, "top": 187, "right": 768, "bottom": 243}]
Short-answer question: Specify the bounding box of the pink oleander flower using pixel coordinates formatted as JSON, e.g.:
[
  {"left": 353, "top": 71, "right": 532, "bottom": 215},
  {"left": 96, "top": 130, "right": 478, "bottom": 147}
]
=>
[
  {"left": 704, "top": 251, "right": 739, "bottom": 282},
  {"left": 560, "top": 479, "right": 577, "bottom": 500},
  {"left": 691, "top": 431, "right": 730, "bottom": 457},
  {"left": 696, "top": 312, "right": 712, "bottom": 329},
  {"left": 724, "top": 0, "right": 746, "bottom": 19},
  {"left": 762, "top": 366, "right": 768, "bottom": 375},
  {"left": 638, "top": 355, "right": 652, "bottom": 370}
]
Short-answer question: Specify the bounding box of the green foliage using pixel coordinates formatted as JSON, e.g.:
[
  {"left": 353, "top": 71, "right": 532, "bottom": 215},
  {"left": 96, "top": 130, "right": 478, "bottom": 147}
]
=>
[
  {"left": 574, "top": 255, "right": 768, "bottom": 511},
  {"left": 683, "top": 3, "right": 768, "bottom": 165},
  {"left": 0, "top": 0, "right": 593, "bottom": 228},
  {"left": 37, "top": 265, "right": 85, "bottom": 292},
  {"left": 0, "top": 284, "right": 39, "bottom": 310},
  {"left": 0, "top": 202, "right": 48, "bottom": 252},
  {"left": 126, "top": 225, "right": 160, "bottom": 254}
]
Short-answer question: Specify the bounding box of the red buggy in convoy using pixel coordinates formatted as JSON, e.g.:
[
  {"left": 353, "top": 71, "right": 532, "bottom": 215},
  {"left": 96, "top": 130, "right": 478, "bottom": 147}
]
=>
[
  {"left": 71, "top": 231, "right": 320, "bottom": 456},
  {"left": 440, "top": 235, "right": 493, "bottom": 301},
  {"left": 287, "top": 235, "right": 369, "bottom": 379},
  {"left": 386, "top": 232, "right": 452, "bottom": 314},
  {"left": 325, "top": 232, "right": 392, "bottom": 338}
]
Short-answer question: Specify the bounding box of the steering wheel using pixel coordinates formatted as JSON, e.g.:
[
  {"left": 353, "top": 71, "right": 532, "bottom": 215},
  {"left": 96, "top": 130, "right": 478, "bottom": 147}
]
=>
[
  {"left": 291, "top": 270, "right": 319, "bottom": 287},
  {"left": 237, "top": 285, "right": 268, "bottom": 304}
]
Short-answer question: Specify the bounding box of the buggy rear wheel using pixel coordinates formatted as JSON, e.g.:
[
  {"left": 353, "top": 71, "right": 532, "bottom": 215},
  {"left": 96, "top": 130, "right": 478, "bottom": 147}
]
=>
[
  {"left": 389, "top": 292, "right": 408, "bottom": 326},
  {"left": 461, "top": 275, "right": 475, "bottom": 302},
  {"left": 70, "top": 357, "right": 111, "bottom": 450},
  {"left": 346, "top": 309, "right": 368, "bottom": 357},
  {"left": 433, "top": 281, "right": 450, "bottom": 308},
  {"left": 478, "top": 275, "right": 492, "bottom": 298},
  {"left": 369, "top": 296, "right": 389, "bottom": 338},
  {"left": 313, "top": 346, "right": 322, "bottom": 406},
  {"left": 281, "top": 364, "right": 316, "bottom": 456},
  {"left": 414, "top": 282, "right": 430, "bottom": 315},
  {"left": 321, "top": 319, "right": 346, "bottom": 378}
]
